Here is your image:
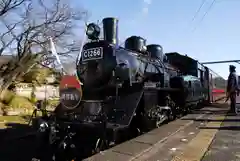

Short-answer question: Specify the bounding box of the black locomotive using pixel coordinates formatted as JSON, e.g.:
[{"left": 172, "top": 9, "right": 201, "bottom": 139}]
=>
[{"left": 33, "top": 17, "right": 216, "bottom": 161}]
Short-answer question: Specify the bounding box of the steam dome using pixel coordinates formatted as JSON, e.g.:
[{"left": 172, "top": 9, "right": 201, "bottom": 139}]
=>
[
  {"left": 146, "top": 44, "right": 164, "bottom": 60},
  {"left": 125, "top": 36, "right": 146, "bottom": 53}
]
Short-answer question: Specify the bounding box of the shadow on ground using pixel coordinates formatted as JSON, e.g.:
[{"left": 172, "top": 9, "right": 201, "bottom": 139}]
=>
[
  {"left": 0, "top": 116, "right": 40, "bottom": 161},
  {"left": 181, "top": 112, "right": 240, "bottom": 123},
  {"left": 180, "top": 103, "right": 240, "bottom": 125},
  {"left": 182, "top": 103, "right": 230, "bottom": 120},
  {"left": 0, "top": 122, "right": 35, "bottom": 141},
  {"left": 183, "top": 103, "right": 240, "bottom": 131},
  {"left": 191, "top": 109, "right": 228, "bottom": 115},
  {"left": 183, "top": 117, "right": 240, "bottom": 123},
  {"left": 0, "top": 114, "right": 40, "bottom": 140},
  {"left": 198, "top": 111, "right": 240, "bottom": 131},
  {"left": 199, "top": 126, "right": 240, "bottom": 131}
]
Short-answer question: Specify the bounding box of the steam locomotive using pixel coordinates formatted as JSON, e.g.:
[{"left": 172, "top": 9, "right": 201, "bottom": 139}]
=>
[{"left": 33, "top": 17, "right": 221, "bottom": 161}]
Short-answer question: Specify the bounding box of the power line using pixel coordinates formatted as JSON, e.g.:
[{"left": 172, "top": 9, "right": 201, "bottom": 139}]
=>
[
  {"left": 192, "top": 0, "right": 217, "bottom": 32},
  {"left": 191, "top": 0, "right": 208, "bottom": 23}
]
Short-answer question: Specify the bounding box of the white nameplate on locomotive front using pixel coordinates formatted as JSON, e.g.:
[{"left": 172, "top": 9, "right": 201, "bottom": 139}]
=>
[
  {"left": 82, "top": 47, "right": 103, "bottom": 61},
  {"left": 60, "top": 88, "right": 81, "bottom": 109}
]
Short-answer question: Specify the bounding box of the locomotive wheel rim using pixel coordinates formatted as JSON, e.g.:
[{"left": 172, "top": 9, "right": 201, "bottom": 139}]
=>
[
  {"left": 94, "top": 138, "right": 108, "bottom": 153},
  {"left": 136, "top": 128, "right": 141, "bottom": 135},
  {"left": 95, "top": 138, "right": 101, "bottom": 152},
  {"left": 156, "top": 114, "right": 165, "bottom": 128},
  {"left": 156, "top": 118, "right": 161, "bottom": 128},
  {"left": 94, "top": 138, "right": 104, "bottom": 153},
  {"left": 52, "top": 155, "right": 55, "bottom": 161}
]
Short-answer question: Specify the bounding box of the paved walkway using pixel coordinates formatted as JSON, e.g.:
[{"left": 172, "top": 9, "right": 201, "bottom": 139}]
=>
[
  {"left": 202, "top": 112, "right": 240, "bottom": 161},
  {"left": 132, "top": 103, "right": 240, "bottom": 161}
]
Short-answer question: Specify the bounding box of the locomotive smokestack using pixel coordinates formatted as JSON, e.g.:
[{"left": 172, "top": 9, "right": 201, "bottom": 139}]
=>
[{"left": 102, "top": 17, "right": 119, "bottom": 46}]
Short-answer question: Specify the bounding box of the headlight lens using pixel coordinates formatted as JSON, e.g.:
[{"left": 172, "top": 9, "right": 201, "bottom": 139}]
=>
[
  {"left": 39, "top": 122, "right": 48, "bottom": 132},
  {"left": 86, "top": 26, "right": 95, "bottom": 36},
  {"left": 86, "top": 23, "right": 100, "bottom": 40}
]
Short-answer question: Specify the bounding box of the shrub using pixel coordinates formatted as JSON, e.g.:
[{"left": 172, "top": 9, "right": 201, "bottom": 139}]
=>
[
  {"left": 1, "top": 90, "right": 34, "bottom": 109},
  {"left": 30, "top": 91, "right": 37, "bottom": 104},
  {"left": 1, "top": 90, "right": 15, "bottom": 104},
  {"left": 8, "top": 95, "right": 34, "bottom": 109}
]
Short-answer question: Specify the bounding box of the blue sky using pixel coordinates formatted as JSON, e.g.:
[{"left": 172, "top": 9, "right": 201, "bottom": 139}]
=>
[{"left": 73, "top": 0, "right": 240, "bottom": 79}]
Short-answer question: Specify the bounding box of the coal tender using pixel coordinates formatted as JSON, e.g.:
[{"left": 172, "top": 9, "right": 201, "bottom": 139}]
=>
[{"left": 34, "top": 17, "right": 205, "bottom": 161}]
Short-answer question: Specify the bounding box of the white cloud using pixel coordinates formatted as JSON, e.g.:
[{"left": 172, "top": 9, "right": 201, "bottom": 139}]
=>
[
  {"left": 142, "top": 0, "right": 152, "bottom": 15},
  {"left": 143, "top": 0, "right": 152, "bottom": 5},
  {"left": 142, "top": 7, "right": 149, "bottom": 14},
  {"left": 123, "top": 0, "right": 153, "bottom": 29}
]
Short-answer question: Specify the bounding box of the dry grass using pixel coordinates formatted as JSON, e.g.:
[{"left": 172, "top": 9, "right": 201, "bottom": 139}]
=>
[
  {"left": 0, "top": 115, "right": 29, "bottom": 128},
  {"left": 1, "top": 90, "right": 34, "bottom": 109}
]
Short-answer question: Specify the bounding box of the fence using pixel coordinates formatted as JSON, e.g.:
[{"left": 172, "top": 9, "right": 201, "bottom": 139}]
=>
[{"left": 16, "top": 85, "right": 59, "bottom": 100}]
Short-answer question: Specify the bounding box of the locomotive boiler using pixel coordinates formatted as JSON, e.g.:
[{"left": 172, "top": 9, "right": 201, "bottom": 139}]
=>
[{"left": 33, "top": 17, "right": 208, "bottom": 161}]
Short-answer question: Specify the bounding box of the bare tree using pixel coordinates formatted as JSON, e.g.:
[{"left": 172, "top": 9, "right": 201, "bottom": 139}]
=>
[
  {"left": 0, "top": 0, "right": 26, "bottom": 17},
  {"left": 0, "top": 0, "right": 27, "bottom": 54},
  {"left": 0, "top": 0, "right": 88, "bottom": 97}
]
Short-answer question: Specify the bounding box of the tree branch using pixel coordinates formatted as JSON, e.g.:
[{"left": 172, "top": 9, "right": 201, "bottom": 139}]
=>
[
  {"left": 0, "top": 0, "right": 89, "bottom": 92},
  {"left": 0, "top": 0, "right": 26, "bottom": 16}
]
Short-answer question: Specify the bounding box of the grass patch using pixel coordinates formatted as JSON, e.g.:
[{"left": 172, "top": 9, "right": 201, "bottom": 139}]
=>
[
  {"left": 0, "top": 115, "right": 29, "bottom": 128},
  {"left": 0, "top": 115, "right": 27, "bottom": 123},
  {"left": 1, "top": 90, "right": 15, "bottom": 104},
  {"left": 8, "top": 95, "right": 33, "bottom": 109},
  {"left": 1, "top": 90, "right": 34, "bottom": 109},
  {"left": 47, "top": 98, "right": 59, "bottom": 107},
  {"left": 1, "top": 90, "right": 59, "bottom": 110}
]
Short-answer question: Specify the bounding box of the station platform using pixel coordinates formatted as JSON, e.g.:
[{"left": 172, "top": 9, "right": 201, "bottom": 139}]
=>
[{"left": 85, "top": 102, "right": 240, "bottom": 161}]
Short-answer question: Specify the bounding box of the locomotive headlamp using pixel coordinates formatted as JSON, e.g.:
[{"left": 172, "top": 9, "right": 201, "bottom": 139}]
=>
[
  {"left": 39, "top": 121, "right": 49, "bottom": 132},
  {"left": 86, "top": 23, "right": 100, "bottom": 40}
]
